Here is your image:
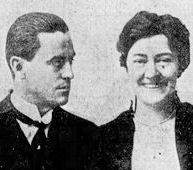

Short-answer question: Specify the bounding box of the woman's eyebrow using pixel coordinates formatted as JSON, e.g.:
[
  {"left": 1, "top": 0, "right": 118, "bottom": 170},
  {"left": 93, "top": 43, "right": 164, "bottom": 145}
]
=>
[
  {"left": 155, "top": 53, "right": 173, "bottom": 58},
  {"left": 133, "top": 53, "right": 147, "bottom": 58}
]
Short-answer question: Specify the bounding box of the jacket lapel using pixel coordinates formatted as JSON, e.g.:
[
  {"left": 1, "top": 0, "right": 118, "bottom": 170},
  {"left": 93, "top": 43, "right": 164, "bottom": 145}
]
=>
[{"left": 1, "top": 110, "right": 33, "bottom": 169}]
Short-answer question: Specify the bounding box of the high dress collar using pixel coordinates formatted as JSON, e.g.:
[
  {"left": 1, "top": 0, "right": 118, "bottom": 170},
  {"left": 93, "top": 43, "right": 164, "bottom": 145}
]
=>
[{"left": 128, "top": 90, "right": 181, "bottom": 117}]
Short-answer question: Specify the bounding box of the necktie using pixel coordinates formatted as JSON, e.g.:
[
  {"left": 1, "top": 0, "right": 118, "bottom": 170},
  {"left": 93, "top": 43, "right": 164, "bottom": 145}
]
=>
[
  {"left": 14, "top": 110, "right": 48, "bottom": 169},
  {"left": 31, "top": 122, "right": 47, "bottom": 170},
  {"left": 31, "top": 122, "right": 47, "bottom": 150}
]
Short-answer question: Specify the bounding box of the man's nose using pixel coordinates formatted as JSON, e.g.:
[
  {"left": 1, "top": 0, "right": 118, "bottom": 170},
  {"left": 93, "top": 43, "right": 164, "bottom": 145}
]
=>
[
  {"left": 144, "top": 61, "right": 159, "bottom": 78},
  {"left": 61, "top": 62, "right": 74, "bottom": 79}
]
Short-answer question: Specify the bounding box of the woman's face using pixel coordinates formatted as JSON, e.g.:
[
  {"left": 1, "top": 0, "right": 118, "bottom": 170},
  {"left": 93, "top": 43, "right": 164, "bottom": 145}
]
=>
[{"left": 127, "top": 34, "right": 179, "bottom": 105}]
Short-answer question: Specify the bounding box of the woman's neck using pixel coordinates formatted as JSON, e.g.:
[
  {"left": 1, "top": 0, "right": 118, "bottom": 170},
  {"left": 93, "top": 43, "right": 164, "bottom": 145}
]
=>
[{"left": 134, "top": 93, "right": 178, "bottom": 126}]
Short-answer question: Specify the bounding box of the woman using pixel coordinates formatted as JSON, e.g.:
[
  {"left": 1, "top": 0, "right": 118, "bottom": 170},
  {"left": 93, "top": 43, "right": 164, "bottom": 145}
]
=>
[{"left": 97, "top": 11, "right": 193, "bottom": 170}]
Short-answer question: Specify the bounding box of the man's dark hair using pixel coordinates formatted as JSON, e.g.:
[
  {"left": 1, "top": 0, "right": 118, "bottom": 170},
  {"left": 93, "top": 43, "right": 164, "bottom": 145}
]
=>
[
  {"left": 117, "top": 11, "right": 190, "bottom": 77},
  {"left": 6, "top": 12, "right": 69, "bottom": 78}
]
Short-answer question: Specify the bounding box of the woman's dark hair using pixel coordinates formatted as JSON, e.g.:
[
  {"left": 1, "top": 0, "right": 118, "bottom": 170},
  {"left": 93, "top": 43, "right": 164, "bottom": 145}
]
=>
[{"left": 117, "top": 11, "right": 190, "bottom": 77}]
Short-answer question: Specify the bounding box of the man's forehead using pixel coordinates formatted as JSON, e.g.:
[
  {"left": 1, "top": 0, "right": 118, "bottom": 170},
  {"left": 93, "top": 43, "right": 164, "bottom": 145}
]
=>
[
  {"left": 36, "top": 31, "right": 74, "bottom": 58},
  {"left": 38, "top": 31, "right": 73, "bottom": 48}
]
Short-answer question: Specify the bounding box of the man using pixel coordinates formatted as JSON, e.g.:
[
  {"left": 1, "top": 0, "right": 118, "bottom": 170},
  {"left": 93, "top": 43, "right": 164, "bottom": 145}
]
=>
[{"left": 0, "top": 12, "right": 98, "bottom": 170}]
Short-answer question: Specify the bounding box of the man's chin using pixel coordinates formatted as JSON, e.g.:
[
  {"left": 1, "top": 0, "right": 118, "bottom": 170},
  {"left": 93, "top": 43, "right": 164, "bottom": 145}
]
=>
[{"left": 57, "top": 97, "right": 69, "bottom": 106}]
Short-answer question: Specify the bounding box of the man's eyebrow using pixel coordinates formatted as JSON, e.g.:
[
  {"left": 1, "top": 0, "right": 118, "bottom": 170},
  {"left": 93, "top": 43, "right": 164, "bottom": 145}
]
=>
[
  {"left": 51, "top": 52, "right": 76, "bottom": 60},
  {"left": 46, "top": 55, "right": 65, "bottom": 64},
  {"left": 50, "top": 55, "right": 65, "bottom": 60}
]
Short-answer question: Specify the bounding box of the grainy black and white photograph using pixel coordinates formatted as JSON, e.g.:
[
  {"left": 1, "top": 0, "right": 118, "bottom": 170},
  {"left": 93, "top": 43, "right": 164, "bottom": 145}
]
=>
[{"left": 0, "top": 0, "right": 193, "bottom": 169}]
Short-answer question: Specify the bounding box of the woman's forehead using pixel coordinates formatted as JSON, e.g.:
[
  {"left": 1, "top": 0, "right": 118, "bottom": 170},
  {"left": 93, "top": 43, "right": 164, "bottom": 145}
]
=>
[{"left": 128, "top": 34, "right": 172, "bottom": 55}]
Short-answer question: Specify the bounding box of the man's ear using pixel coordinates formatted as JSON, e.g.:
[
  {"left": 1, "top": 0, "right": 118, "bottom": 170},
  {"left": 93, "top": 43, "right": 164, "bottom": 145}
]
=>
[{"left": 10, "top": 56, "right": 26, "bottom": 79}]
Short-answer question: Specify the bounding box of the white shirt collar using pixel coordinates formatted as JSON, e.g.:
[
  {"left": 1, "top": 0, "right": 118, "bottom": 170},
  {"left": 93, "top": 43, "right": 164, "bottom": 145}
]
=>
[
  {"left": 10, "top": 92, "right": 52, "bottom": 124},
  {"left": 10, "top": 92, "right": 53, "bottom": 144}
]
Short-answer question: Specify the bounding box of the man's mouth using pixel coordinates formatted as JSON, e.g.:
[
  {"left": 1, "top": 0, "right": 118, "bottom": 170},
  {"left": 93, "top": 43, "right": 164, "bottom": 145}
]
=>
[{"left": 57, "top": 86, "right": 70, "bottom": 91}]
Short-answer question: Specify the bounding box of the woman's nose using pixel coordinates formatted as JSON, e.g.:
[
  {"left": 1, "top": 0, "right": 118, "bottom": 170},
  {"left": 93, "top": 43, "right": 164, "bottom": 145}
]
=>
[{"left": 144, "top": 61, "right": 159, "bottom": 78}]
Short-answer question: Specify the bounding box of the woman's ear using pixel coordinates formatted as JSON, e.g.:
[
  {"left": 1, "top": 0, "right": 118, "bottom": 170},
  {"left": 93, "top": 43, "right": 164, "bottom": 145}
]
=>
[{"left": 10, "top": 56, "right": 26, "bottom": 79}]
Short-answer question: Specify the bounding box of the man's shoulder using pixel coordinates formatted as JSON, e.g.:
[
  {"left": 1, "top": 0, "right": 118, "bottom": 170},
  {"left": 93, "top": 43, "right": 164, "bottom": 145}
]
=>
[
  {"left": 99, "top": 109, "right": 134, "bottom": 143},
  {"left": 53, "top": 107, "right": 99, "bottom": 147},
  {"left": 53, "top": 106, "right": 98, "bottom": 129},
  {"left": 101, "top": 109, "right": 134, "bottom": 129},
  {"left": 0, "top": 95, "right": 18, "bottom": 139},
  {"left": 0, "top": 95, "right": 13, "bottom": 114},
  {"left": 0, "top": 95, "right": 14, "bottom": 124}
]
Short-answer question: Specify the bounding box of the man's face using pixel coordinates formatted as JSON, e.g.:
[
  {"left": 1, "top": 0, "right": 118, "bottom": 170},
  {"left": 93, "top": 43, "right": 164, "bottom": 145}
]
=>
[
  {"left": 24, "top": 31, "right": 75, "bottom": 108},
  {"left": 126, "top": 34, "right": 179, "bottom": 105}
]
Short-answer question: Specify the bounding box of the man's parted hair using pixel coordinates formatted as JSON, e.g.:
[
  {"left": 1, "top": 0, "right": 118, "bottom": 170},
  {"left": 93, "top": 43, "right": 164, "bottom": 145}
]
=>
[
  {"left": 6, "top": 12, "right": 69, "bottom": 78},
  {"left": 117, "top": 11, "right": 190, "bottom": 77}
]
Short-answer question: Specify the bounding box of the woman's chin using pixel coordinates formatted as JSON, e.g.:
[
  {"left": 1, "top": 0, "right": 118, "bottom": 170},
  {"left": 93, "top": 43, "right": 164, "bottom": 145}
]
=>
[
  {"left": 135, "top": 85, "right": 176, "bottom": 106},
  {"left": 137, "top": 92, "right": 170, "bottom": 107}
]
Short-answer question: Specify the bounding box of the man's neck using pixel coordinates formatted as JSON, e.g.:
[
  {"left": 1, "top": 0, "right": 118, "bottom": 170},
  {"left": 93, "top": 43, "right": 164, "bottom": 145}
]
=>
[{"left": 11, "top": 87, "right": 53, "bottom": 117}]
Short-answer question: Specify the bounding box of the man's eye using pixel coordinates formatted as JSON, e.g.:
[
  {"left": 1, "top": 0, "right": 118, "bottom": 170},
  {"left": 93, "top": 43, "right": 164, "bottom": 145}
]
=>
[
  {"left": 68, "top": 57, "right": 74, "bottom": 64},
  {"left": 50, "top": 58, "right": 65, "bottom": 68}
]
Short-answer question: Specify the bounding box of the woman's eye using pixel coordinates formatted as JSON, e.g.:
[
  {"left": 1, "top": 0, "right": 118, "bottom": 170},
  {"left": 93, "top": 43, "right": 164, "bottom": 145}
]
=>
[
  {"left": 134, "top": 59, "right": 147, "bottom": 64},
  {"left": 158, "top": 58, "right": 172, "bottom": 63},
  {"left": 157, "top": 58, "right": 172, "bottom": 66}
]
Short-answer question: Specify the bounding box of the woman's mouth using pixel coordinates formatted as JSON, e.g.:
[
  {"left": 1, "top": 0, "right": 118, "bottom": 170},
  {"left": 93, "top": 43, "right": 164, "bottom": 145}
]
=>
[
  {"left": 140, "top": 81, "right": 168, "bottom": 89},
  {"left": 143, "top": 84, "right": 159, "bottom": 89}
]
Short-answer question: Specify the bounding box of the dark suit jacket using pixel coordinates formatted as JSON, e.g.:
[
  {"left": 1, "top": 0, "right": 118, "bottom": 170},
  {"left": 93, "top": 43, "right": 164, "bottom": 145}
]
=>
[
  {"left": 94, "top": 95, "right": 193, "bottom": 170},
  {"left": 0, "top": 95, "right": 99, "bottom": 170}
]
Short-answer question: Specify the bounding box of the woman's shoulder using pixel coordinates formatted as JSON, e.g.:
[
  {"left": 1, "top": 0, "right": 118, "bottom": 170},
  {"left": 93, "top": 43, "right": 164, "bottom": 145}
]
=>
[
  {"left": 180, "top": 102, "right": 193, "bottom": 111},
  {"left": 175, "top": 102, "right": 193, "bottom": 140},
  {"left": 177, "top": 101, "right": 193, "bottom": 118}
]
